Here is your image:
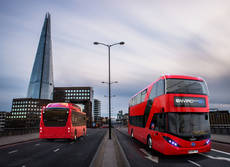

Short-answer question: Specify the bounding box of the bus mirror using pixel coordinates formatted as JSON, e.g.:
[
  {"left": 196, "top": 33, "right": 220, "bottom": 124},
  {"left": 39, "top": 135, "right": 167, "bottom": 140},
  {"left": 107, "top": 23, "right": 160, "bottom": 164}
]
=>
[
  {"left": 205, "top": 114, "right": 208, "bottom": 120},
  {"left": 148, "top": 99, "right": 153, "bottom": 104}
]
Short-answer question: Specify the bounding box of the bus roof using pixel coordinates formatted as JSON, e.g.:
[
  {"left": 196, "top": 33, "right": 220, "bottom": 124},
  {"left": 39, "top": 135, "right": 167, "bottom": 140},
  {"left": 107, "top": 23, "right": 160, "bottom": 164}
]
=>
[
  {"left": 46, "top": 103, "right": 70, "bottom": 108},
  {"left": 129, "top": 75, "right": 204, "bottom": 102},
  {"left": 163, "top": 75, "right": 204, "bottom": 81}
]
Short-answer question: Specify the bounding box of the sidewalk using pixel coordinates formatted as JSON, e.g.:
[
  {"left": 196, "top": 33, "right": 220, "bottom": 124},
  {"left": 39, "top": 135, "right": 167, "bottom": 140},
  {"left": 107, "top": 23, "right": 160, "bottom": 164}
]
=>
[
  {"left": 0, "top": 133, "right": 39, "bottom": 146},
  {"left": 211, "top": 134, "right": 230, "bottom": 144},
  {"left": 90, "top": 129, "right": 130, "bottom": 167}
]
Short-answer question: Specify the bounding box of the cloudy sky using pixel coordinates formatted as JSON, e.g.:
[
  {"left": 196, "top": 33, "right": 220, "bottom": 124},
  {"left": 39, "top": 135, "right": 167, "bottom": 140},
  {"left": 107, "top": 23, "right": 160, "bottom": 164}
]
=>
[{"left": 1, "top": 0, "right": 230, "bottom": 116}]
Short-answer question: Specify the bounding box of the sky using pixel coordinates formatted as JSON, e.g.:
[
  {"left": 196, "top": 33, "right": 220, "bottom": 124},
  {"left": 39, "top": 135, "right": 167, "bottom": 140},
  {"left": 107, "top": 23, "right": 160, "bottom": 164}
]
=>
[{"left": 1, "top": 0, "right": 230, "bottom": 117}]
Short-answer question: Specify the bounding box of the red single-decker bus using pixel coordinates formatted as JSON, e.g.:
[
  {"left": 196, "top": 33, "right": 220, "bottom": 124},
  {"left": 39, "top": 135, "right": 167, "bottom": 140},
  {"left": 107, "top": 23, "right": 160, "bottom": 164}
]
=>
[
  {"left": 39, "top": 103, "right": 86, "bottom": 140},
  {"left": 128, "top": 75, "right": 211, "bottom": 155}
]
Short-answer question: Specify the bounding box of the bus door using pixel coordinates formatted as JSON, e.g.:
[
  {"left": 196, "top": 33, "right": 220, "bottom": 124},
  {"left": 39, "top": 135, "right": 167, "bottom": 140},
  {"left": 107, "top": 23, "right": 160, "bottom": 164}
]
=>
[{"left": 149, "top": 113, "right": 165, "bottom": 149}]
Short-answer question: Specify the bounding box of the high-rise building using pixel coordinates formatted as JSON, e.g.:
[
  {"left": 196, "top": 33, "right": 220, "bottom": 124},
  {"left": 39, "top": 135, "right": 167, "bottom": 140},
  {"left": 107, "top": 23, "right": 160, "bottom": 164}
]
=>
[
  {"left": 27, "top": 13, "right": 54, "bottom": 100},
  {"left": 93, "top": 99, "right": 101, "bottom": 124},
  {"left": 53, "top": 87, "right": 94, "bottom": 127},
  {"left": 0, "top": 111, "right": 7, "bottom": 131}
]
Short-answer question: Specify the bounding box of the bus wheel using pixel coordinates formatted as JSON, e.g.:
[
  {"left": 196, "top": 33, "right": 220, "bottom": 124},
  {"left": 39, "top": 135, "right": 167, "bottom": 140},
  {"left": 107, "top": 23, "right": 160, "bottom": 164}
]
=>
[
  {"left": 147, "top": 136, "right": 152, "bottom": 150},
  {"left": 74, "top": 130, "right": 77, "bottom": 141}
]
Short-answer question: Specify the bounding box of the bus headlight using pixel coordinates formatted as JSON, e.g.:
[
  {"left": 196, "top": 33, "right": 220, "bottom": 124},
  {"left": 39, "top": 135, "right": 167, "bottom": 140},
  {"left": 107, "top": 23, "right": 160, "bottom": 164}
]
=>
[
  {"left": 205, "top": 139, "right": 210, "bottom": 145},
  {"left": 163, "top": 136, "right": 180, "bottom": 147}
]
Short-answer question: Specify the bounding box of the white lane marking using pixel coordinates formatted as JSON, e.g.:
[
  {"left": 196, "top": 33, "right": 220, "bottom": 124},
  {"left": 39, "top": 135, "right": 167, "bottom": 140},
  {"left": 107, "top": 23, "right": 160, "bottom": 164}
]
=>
[
  {"left": 22, "top": 165, "right": 26, "bottom": 167},
  {"left": 8, "top": 150, "right": 18, "bottom": 154},
  {"left": 211, "top": 149, "right": 230, "bottom": 156},
  {"left": 53, "top": 148, "right": 60, "bottom": 152},
  {"left": 139, "top": 148, "right": 159, "bottom": 163},
  {"left": 188, "top": 160, "right": 201, "bottom": 167},
  {"left": 200, "top": 153, "right": 230, "bottom": 162},
  {"left": 70, "top": 142, "right": 74, "bottom": 144},
  {"left": 35, "top": 143, "right": 40, "bottom": 146}
]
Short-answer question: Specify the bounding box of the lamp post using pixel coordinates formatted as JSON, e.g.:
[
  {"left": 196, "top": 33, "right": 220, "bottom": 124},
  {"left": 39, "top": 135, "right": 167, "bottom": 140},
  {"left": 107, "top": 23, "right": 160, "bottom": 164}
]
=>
[{"left": 94, "top": 41, "right": 125, "bottom": 139}]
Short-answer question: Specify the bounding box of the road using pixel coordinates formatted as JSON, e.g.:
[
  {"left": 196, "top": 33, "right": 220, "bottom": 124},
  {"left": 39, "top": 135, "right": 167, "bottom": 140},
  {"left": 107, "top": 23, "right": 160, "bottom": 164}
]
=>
[
  {"left": 115, "top": 127, "right": 230, "bottom": 167},
  {"left": 0, "top": 128, "right": 106, "bottom": 167}
]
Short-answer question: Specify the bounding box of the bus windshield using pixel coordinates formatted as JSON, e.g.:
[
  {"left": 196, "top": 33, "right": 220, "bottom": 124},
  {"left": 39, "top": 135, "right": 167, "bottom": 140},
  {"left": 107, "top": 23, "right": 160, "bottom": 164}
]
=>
[
  {"left": 166, "top": 79, "right": 208, "bottom": 95},
  {"left": 168, "top": 112, "right": 210, "bottom": 138},
  {"left": 43, "top": 108, "right": 69, "bottom": 127}
]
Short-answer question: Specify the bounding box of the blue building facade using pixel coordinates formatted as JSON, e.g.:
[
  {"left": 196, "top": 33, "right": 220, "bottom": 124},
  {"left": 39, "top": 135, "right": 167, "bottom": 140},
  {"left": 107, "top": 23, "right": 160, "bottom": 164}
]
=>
[{"left": 27, "top": 13, "right": 54, "bottom": 100}]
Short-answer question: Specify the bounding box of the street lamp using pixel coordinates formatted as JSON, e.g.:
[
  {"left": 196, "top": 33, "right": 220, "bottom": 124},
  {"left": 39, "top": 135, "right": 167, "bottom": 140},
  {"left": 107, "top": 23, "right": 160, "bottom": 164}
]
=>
[{"left": 94, "top": 41, "right": 125, "bottom": 139}]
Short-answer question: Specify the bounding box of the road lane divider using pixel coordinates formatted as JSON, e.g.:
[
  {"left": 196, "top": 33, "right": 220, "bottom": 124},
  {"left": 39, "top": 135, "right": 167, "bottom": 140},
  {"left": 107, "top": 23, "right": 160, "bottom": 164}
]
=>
[
  {"left": 8, "top": 150, "right": 18, "bottom": 154},
  {"left": 53, "top": 148, "right": 60, "bottom": 152},
  {"left": 211, "top": 149, "right": 230, "bottom": 156},
  {"left": 187, "top": 160, "right": 201, "bottom": 167},
  {"left": 35, "top": 143, "right": 40, "bottom": 146},
  {"left": 200, "top": 153, "right": 230, "bottom": 162},
  {"left": 139, "top": 148, "right": 159, "bottom": 163}
]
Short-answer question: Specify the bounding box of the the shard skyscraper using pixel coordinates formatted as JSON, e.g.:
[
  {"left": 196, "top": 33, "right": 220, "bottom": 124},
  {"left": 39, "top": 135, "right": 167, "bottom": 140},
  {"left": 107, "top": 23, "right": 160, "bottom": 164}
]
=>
[{"left": 27, "top": 13, "right": 54, "bottom": 100}]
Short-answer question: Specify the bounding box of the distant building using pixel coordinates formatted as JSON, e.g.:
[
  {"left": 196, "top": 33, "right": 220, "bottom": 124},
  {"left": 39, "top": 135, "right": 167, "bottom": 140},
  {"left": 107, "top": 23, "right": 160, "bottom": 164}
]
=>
[
  {"left": 123, "top": 113, "right": 128, "bottom": 125},
  {"left": 102, "top": 117, "right": 109, "bottom": 124},
  {"left": 6, "top": 98, "right": 52, "bottom": 128},
  {"left": 0, "top": 111, "right": 7, "bottom": 131},
  {"left": 117, "top": 110, "right": 123, "bottom": 120},
  {"left": 93, "top": 99, "right": 101, "bottom": 126},
  {"left": 53, "top": 87, "right": 94, "bottom": 127},
  {"left": 27, "top": 13, "right": 54, "bottom": 100}
]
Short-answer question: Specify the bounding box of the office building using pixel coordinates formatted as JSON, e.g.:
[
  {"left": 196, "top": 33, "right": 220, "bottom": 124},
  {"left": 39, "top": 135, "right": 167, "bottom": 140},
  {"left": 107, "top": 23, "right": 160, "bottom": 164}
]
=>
[
  {"left": 0, "top": 111, "right": 7, "bottom": 131},
  {"left": 6, "top": 98, "right": 52, "bottom": 128},
  {"left": 53, "top": 87, "right": 93, "bottom": 127},
  {"left": 93, "top": 99, "right": 101, "bottom": 125}
]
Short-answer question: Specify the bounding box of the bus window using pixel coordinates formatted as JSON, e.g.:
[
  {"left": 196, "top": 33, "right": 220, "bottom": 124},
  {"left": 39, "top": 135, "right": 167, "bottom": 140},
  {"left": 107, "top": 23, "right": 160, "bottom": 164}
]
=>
[
  {"left": 141, "top": 89, "right": 147, "bottom": 102},
  {"left": 43, "top": 108, "right": 69, "bottom": 127},
  {"left": 156, "top": 79, "right": 165, "bottom": 96},
  {"left": 149, "top": 84, "right": 157, "bottom": 100},
  {"left": 166, "top": 79, "right": 208, "bottom": 95},
  {"left": 167, "top": 112, "right": 210, "bottom": 137}
]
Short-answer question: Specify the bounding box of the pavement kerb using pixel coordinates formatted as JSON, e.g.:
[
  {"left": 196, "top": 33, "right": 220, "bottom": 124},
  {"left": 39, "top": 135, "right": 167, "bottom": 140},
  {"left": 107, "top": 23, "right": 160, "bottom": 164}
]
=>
[
  {"left": 0, "top": 138, "right": 39, "bottom": 148},
  {"left": 211, "top": 140, "right": 230, "bottom": 145},
  {"left": 89, "top": 129, "right": 108, "bottom": 167},
  {"left": 112, "top": 129, "right": 131, "bottom": 167}
]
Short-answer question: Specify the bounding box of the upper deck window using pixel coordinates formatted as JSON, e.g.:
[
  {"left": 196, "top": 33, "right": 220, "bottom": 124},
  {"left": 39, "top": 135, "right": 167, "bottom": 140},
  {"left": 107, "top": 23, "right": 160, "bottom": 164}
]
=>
[
  {"left": 149, "top": 79, "right": 165, "bottom": 100},
  {"left": 166, "top": 79, "right": 208, "bottom": 95}
]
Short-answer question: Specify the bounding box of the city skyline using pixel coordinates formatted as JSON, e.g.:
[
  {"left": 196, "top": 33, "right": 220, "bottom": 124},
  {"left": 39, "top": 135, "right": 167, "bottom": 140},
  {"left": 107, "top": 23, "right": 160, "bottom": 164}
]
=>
[{"left": 1, "top": 0, "right": 230, "bottom": 117}]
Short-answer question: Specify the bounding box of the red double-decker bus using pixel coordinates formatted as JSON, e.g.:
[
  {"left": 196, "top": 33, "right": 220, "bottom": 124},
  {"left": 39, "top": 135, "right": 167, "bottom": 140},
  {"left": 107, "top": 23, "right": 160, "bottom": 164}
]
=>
[
  {"left": 39, "top": 103, "right": 86, "bottom": 140},
  {"left": 128, "top": 75, "right": 211, "bottom": 155}
]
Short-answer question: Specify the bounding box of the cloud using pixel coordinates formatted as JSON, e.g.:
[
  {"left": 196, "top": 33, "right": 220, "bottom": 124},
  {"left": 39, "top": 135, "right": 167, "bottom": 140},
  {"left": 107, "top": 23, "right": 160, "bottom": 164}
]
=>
[{"left": 1, "top": 0, "right": 230, "bottom": 115}]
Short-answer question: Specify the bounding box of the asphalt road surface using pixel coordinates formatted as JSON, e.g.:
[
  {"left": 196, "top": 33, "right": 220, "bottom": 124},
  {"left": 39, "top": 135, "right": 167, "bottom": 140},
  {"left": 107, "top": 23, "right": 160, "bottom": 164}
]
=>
[
  {"left": 115, "top": 128, "right": 230, "bottom": 167},
  {"left": 0, "top": 128, "right": 106, "bottom": 167}
]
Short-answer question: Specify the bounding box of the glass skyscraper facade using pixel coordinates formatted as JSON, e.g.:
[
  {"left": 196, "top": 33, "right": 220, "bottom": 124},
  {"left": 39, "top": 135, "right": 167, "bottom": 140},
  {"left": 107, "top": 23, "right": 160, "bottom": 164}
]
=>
[{"left": 27, "top": 13, "right": 54, "bottom": 100}]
